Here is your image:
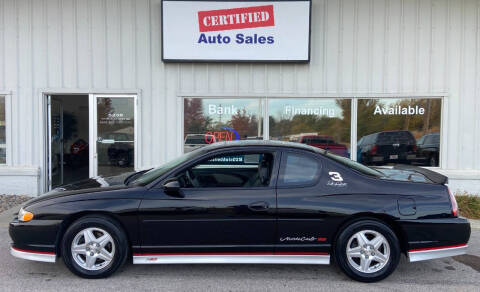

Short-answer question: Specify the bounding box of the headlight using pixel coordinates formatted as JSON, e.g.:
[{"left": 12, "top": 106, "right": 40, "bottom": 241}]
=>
[{"left": 18, "top": 208, "right": 34, "bottom": 222}]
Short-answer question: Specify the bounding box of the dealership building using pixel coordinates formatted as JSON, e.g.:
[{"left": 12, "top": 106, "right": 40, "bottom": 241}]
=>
[{"left": 0, "top": 0, "right": 479, "bottom": 196}]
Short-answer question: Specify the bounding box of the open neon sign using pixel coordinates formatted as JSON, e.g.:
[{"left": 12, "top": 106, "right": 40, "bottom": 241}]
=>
[{"left": 205, "top": 127, "right": 239, "bottom": 144}]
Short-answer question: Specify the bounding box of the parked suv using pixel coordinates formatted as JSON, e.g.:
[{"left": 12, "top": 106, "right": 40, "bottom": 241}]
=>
[
  {"left": 416, "top": 132, "right": 440, "bottom": 166},
  {"left": 357, "top": 130, "right": 417, "bottom": 165},
  {"left": 296, "top": 135, "right": 349, "bottom": 157}
]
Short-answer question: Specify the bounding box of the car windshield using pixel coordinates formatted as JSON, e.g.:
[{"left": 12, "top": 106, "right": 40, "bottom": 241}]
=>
[
  {"left": 129, "top": 150, "right": 199, "bottom": 186},
  {"left": 325, "top": 152, "right": 383, "bottom": 178}
]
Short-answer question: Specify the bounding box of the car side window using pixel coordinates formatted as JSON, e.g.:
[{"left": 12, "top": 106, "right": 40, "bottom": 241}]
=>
[
  {"left": 176, "top": 152, "right": 275, "bottom": 188},
  {"left": 278, "top": 152, "right": 321, "bottom": 187}
]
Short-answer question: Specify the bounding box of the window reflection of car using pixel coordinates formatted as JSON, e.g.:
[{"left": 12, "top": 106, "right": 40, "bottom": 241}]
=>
[
  {"left": 357, "top": 130, "right": 417, "bottom": 165},
  {"left": 69, "top": 139, "right": 89, "bottom": 167},
  {"left": 296, "top": 135, "right": 349, "bottom": 158},
  {"left": 416, "top": 132, "right": 440, "bottom": 167},
  {"left": 184, "top": 134, "right": 216, "bottom": 153},
  {"left": 104, "top": 133, "right": 134, "bottom": 167},
  {"left": 245, "top": 136, "right": 263, "bottom": 140}
]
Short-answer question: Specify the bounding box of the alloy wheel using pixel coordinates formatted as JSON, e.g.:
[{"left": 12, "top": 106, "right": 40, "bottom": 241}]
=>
[
  {"left": 346, "top": 230, "right": 390, "bottom": 274},
  {"left": 71, "top": 227, "right": 116, "bottom": 271}
]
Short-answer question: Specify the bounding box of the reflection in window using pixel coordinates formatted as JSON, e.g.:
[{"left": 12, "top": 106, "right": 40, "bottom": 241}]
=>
[
  {"left": 269, "top": 98, "right": 351, "bottom": 158},
  {"left": 0, "top": 97, "right": 5, "bottom": 164},
  {"left": 279, "top": 153, "right": 321, "bottom": 185},
  {"left": 357, "top": 98, "right": 441, "bottom": 167},
  {"left": 97, "top": 97, "right": 135, "bottom": 176},
  {"left": 183, "top": 98, "right": 263, "bottom": 153}
]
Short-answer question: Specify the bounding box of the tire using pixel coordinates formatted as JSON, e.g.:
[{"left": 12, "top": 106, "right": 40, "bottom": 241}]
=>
[
  {"left": 334, "top": 219, "right": 400, "bottom": 283},
  {"left": 61, "top": 215, "right": 129, "bottom": 279}
]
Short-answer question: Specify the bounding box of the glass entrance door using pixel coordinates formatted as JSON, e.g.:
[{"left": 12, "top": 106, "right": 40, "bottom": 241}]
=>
[
  {"left": 47, "top": 95, "right": 90, "bottom": 190},
  {"left": 93, "top": 95, "right": 136, "bottom": 177},
  {"left": 49, "top": 97, "right": 64, "bottom": 187}
]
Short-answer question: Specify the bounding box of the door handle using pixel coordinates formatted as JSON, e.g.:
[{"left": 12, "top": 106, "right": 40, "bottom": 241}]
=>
[{"left": 248, "top": 201, "right": 269, "bottom": 211}]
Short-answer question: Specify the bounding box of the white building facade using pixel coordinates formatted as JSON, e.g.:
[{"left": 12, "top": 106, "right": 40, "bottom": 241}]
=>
[{"left": 0, "top": 0, "right": 479, "bottom": 196}]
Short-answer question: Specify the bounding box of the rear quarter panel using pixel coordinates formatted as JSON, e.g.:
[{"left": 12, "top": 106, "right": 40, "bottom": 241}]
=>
[{"left": 276, "top": 152, "right": 460, "bottom": 253}]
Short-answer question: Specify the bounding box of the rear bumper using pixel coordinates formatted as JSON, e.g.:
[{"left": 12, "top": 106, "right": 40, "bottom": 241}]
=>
[
  {"left": 408, "top": 244, "right": 467, "bottom": 262},
  {"left": 400, "top": 217, "right": 470, "bottom": 262},
  {"left": 10, "top": 246, "right": 56, "bottom": 263}
]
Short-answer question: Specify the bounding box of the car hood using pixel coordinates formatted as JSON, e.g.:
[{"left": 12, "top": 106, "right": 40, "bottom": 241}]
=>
[{"left": 24, "top": 172, "right": 135, "bottom": 207}]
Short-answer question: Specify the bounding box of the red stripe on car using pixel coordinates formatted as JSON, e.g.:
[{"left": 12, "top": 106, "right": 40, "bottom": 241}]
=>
[
  {"left": 409, "top": 243, "right": 467, "bottom": 252},
  {"left": 12, "top": 247, "right": 55, "bottom": 255}
]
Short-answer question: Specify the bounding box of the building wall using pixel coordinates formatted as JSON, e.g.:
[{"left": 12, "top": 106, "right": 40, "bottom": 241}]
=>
[{"left": 0, "top": 0, "right": 479, "bottom": 195}]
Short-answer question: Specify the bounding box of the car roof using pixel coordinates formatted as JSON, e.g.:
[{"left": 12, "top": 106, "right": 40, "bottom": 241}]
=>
[{"left": 196, "top": 140, "right": 327, "bottom": 154}]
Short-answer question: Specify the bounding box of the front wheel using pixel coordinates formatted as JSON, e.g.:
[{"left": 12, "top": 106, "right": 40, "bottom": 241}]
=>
[
  {"left": 62, "top": 216, "right": 129, "bottom": 278},
  {"left": 334, "top": 219, "right": 400, "bottom": 282}
]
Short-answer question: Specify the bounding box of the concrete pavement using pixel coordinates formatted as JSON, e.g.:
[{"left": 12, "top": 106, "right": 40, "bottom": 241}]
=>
[{"left": 1, "top": 206, "right": 479, "bottom": 292}]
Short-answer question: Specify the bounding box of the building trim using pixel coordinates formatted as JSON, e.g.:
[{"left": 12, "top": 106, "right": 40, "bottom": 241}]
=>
[
  {"left": 177, "top": 92, "right": 448, "bottom": 98},
  {"left": 0, "top": 166, "right": 39, "bottom": 176}
]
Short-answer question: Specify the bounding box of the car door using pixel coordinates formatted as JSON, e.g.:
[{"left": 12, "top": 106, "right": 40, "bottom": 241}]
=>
[
  {"left": 275, "top": 149, "right": 332, "bottom": 254},
  {"left": 137, "top": 148, "right": 279, "bottom": 255}
]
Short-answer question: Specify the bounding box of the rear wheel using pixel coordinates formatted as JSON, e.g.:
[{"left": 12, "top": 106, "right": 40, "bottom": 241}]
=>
[
  {"left": 334, "top": 219, "right": 400, "bottom": 282},
  {"left": 62, "top": 216, "right": 129, "bottom": 279}
]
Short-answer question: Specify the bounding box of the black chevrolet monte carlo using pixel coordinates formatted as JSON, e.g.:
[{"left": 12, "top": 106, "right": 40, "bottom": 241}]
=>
[{"left": 9, "top": 141, "right": 470, "bottom": 282}]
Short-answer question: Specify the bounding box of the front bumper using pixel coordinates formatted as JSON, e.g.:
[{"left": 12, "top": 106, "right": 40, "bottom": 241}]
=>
[
  {"left": 408, "top": 244, "right": 468, "bottom": 262},
  {"left": 10, "top": 246, "right": 56, "bottom": 263},
  {"left": 9, "top": 218, "right": 62, "bottom": 254}
]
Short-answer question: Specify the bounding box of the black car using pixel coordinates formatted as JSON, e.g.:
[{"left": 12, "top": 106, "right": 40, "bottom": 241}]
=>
[
  {"left": 416, "top": 132, "right": 440, "bottom": 166},
  {"left": 9, "top": 141, "right": 469, "bottom": 282},
  {"left": 357, "top": 130, "right": 417, "bottom": 165}
]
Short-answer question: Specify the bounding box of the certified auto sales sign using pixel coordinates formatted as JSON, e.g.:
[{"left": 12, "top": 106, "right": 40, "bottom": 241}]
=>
[{"left": 162, "top": 0, "right": 311, "bottom": 62}]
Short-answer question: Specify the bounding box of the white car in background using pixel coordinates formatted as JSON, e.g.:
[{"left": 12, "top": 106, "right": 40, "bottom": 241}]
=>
[{"left": 184, "top": 134, "right": 216, "bottom": 153}]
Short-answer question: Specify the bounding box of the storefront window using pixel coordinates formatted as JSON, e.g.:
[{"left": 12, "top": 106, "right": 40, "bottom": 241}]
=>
[
  {"left": 357, "top": 98, "right": 442, "bottom": 167},
  {"left": 184, "top": 98, "right": 263, "bottom": 153},
  {"left": 268, "top": 98, "right": 351, "bottom": 158},
  {"left": 0, "top": 97, "right": 5, "bottom": 164}
]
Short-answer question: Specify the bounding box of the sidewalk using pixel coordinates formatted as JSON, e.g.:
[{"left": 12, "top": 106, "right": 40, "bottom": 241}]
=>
[{"left": 469, "top": 219, "right": 480, "bottom": 230}]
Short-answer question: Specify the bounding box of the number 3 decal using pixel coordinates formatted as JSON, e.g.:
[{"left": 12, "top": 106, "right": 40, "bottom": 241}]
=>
[{"left": 328, "top": 172, "right": 344, "bottom": 182}]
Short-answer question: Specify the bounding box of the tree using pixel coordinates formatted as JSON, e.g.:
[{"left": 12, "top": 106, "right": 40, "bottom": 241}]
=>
[
  {"left": 229, "top": 109, "right": 259, "bottom": 139},
  {"left": 184, "top": 99, "right": 211, "bottom": 136}
]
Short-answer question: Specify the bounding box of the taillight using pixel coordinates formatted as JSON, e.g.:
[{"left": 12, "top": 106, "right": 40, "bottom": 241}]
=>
[
  {"left": 447, "top": 186, "right": 458, "bottom": 217},
  {"left": 370, "top": 144, "right": 378, "bottom": 155},
  {"left": 413, "top": 144, "right": 417, "bottom": 152}
]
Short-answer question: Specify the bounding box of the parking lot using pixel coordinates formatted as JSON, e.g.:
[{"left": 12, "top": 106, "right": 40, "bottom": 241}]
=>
[{"left": 1, "top": 207, "right": 479, "bottom": 292}]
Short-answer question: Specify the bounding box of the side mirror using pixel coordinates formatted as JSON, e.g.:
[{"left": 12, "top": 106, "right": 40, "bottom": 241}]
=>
[{"left": 163, "top": 180, "right": 183, "bottom": 197}]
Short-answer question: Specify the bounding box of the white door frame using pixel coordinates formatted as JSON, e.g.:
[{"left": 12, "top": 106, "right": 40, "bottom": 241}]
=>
[
  {"left": 89, "top": 94, "right": 138, "bottom": 178},
  {"left": 46, "top": 95, "right": 52, "bottom": 189}
]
